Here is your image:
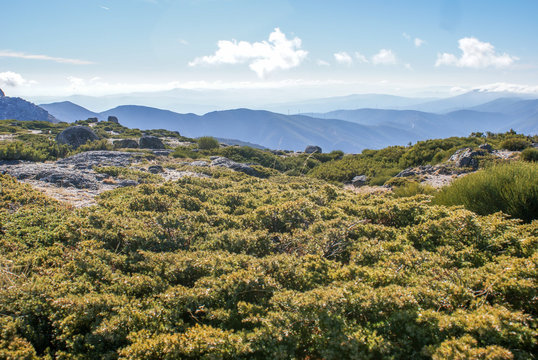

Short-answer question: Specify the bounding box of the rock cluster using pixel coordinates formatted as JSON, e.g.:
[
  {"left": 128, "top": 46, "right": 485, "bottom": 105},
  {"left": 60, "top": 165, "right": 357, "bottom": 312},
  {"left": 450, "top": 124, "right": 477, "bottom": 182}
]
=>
[
  {"left": 210, "top": 156, "right": 260, "bottom": 176},
  {"left": 448, "top": 148, "right": 485, "bottom": 169},
  {"left": 305, "top": 145, "right": 322, "bottom": 154},
  {"left": 107, "top": 116, "right": 119, "bottom": 124},
  {"left": 56, "top": 126, "right": 99, "bottom": 149},
  {"left": 139, "top": 135, "right": 165, "bottom": 149}
]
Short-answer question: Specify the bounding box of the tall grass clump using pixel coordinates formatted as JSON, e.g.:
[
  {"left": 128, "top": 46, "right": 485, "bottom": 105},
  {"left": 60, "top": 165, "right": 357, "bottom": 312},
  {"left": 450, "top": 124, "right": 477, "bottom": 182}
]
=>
[{"left": 433, "top": 162, "right": 538, "bottom": 222}]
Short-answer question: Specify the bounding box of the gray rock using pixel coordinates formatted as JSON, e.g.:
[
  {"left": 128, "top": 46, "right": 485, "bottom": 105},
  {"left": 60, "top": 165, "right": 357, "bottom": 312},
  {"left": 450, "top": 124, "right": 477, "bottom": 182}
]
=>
[
  {"left": 113, "top": 139, "right": 138, "bottom": 149},
  {"left": 56, "top": 126, "right": 99, "bottom": 149},
  {"left": 139, "top": 135, "right": 165, "bottom": 149},
  {"left": 86, "top": 117, "right": 99, "bottom": 123},
  {"left": 107, "top": 116, "right": 119, "bottom": 124},
  {"left": 0, "top": 163, "right": 99, "bottom": 189},
  {"left": 152, "top": 150, "right": 173, "bottom": 156},
  {"left": 210, "top": 157, "right": 260, "bottom": 176},
  {"left": 305, "top": 145, "right": 322, "bottom": 154},
  {"left": 351, "top": 175, "right": 368, "bottom": 187},
  {"left": 0, "top": 88, "right": 4, "bottom": 97},
  {"left": 396, "top": 168, "right": 417, "bottom": 177},
  {"left": 189, "top": 160, "right": 209, "bottom": 167},
  {"left": 57, "top": 151, "right": 135, "bottom": 169},
  {"left": 449, "top": 148, "right": 484, "bottom": 168},
  {"left": 117, "top": 179, "right": 139, "bottom": 187},
  {"left": 148, "top": 165, "right": 164, "bottom": 174},
  {"left": 479, "top": 143, "right": 493, "bottom": 152}
]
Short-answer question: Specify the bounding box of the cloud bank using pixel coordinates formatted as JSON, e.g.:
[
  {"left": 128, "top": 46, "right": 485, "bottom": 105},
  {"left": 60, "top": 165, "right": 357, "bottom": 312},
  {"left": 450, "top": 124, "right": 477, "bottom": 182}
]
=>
[
  {"left": 436, "top": 37, "right": 517, "bottom": 68},
  {"left": 0, "top": 71, "right": 29, "bottom": 87},
  {"left": 189, "top": 28, "right": 308, "bottom": 78},
  {"left": 0, "top": 50, "right": 94, "bottom": 65}
]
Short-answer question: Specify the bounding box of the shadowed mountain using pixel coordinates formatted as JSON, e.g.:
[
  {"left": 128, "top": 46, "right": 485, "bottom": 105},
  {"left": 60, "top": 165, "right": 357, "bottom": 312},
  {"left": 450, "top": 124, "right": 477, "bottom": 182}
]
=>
[
  {"left": 1, "top": 95, "right": 57, "bottom": 122},
  {"left": 40, "top": 101, "right": 97, "bottom": 123},
  {"left": 39, "top": 98, "right": 537, "bottom": 153}
]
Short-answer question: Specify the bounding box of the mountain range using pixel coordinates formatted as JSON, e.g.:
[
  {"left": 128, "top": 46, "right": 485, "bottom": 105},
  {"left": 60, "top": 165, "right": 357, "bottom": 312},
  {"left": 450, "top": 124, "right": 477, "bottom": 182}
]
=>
[
  {"left": 36, "top": 90, "right": 537, "bottom": 153},
  {"left": 2, "top": 88, "right": 536, "bottom": 153}
]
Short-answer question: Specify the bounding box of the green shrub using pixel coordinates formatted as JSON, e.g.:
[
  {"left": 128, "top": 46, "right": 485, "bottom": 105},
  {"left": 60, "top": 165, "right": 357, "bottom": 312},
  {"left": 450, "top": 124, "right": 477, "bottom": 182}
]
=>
[
  {"left": 392, "top": 181, "right": 436, "bottom": 198},
  {"left": 500, "top": 138, "right": 530, "bottom": 151},
  {"left": 433, "top": 162, "right": 538, "bottom": 222},
  {"left": 520, "top": 147, "right": 538, "bottom": 162},
  {"left": 76, "top": 139, "right": 114, "bottom": 152},
  {"left": 197, "top": 136, "right": 220, "bottom": 150}
]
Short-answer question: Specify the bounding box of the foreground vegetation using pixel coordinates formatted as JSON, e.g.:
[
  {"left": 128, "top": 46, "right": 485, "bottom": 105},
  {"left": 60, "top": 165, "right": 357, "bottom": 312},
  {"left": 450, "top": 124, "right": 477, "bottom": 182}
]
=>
[{"left": 1, "top": 167, "right": 536, "bottom": 359}]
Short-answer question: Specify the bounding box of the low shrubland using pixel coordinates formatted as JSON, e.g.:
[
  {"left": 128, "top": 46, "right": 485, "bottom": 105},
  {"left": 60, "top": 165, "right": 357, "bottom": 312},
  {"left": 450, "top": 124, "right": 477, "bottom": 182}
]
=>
[{"left": 0, "top": 168, "right": 536, "bottom": 358}]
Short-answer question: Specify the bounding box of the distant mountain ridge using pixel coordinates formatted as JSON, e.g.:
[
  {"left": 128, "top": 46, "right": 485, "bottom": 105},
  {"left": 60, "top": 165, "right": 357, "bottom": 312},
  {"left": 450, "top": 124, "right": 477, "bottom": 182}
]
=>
[{"left": 40, "top": 96, "right": 538, "bottom": 153}]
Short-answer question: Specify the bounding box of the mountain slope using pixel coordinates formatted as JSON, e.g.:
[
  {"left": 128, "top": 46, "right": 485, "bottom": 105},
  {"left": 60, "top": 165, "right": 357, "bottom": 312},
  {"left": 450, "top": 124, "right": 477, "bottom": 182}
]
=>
[
  {"left": 1, "top": 96, "right": 57, "bottom": 122},
  {"left": 40, "top": 101, "right": 97, "bottom": 122}
]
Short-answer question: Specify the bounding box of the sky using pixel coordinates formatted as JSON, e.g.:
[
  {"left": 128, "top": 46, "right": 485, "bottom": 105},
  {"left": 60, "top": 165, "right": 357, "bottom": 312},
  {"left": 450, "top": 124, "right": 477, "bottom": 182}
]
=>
[{"left": 2, "top": 0, "right": 538, "bottom": 105}]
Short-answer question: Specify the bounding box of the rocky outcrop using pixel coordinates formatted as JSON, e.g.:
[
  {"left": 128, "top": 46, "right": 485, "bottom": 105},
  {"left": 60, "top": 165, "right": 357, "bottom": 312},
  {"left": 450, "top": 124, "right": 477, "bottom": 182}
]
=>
[
  {"left": 56, "top": 151, "right": 136, "bottom": 169},
  {"left": 0, "top": 95, "right": 57, "bottom": 122},
  {"left": 56, "top": 126, "right": 99, "bottom": 149},
  {"left": 210, "top": 156, "right": 260, "bottom": 176},
  {"left": 0, "top": 88, "right": 4, "bottom": 97},
  {"left": 449, "top": 148, "right": 484, "bottom": 168},
  {"left": 351, "top": 175, "right": 368, "bottom": 187},
  {"left": 113, "top": 139, "right": 138, "bottom": 149},
  {"left": 107, "top": 116, "right": 119, "bottom": 124},
  {"left": 479, "top": 143, "right": 493, "bottom": 152},
  {"left": 139, "top": 135, "right": 165, "bottom": 149},
  {"left": 305, "top": 145, "right": 322, "bottom": 154}
]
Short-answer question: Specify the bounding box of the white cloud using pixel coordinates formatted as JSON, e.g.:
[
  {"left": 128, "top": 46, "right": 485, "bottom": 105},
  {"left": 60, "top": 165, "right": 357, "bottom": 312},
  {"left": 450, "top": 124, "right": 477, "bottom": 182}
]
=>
[
  {"left": 372, "top": 49, "right": 397, "bottom": 65},
  {"left": 354, "top": 52, "right": 368, "bottom": 63},
  {"left": 414, "top": 38, "right": 425, "bottom": 47},
  {"left": 334, "top": 51, "right": 353, "bottom": 65},
  {"left": 435, "top": 37, "right": 517, "bottom": 68},
  {"left": 179, "top": 39, "right": 189, "bottom": 45},
  {"left": 475, "top": 82, "right": 538, "bottom": 94},
  {"left": 189, "top": 28, "right": 308, "bottom": 78},
  {"left": 0, "top": 71, "right": 29, "bottom": 87},
  {"left": 0, "top": 50, "right": 94, "bottom": 65},
  {"left": 402, "top": 32, "right": 411, "bottom": 40},
  {"left": 100, "top": 5, "right": 110, "bottom": 10},
  {"left": 316, "top": 59, "right": 330, "bottom": 66},
  {"left": 405, "top": 63, "right": 413, "bottom": 70}
]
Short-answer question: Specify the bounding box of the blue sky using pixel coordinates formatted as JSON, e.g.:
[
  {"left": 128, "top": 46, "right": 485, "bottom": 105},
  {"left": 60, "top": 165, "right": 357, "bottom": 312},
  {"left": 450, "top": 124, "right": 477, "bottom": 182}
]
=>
[{"left": 2, "top": 0, "right": 538, "bottom": 101}]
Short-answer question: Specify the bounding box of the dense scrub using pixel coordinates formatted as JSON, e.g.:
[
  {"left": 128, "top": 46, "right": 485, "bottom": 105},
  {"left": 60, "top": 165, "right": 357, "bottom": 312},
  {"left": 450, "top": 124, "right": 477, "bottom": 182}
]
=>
[
  {"left": 309, "top": 132, "right": 537, "bottom": 183},
  {"left": 434, "top": 162, "right": 538, "bottom": 222},
  {"left": 1, "top": 169, "right": 536, "bottom": 359}
]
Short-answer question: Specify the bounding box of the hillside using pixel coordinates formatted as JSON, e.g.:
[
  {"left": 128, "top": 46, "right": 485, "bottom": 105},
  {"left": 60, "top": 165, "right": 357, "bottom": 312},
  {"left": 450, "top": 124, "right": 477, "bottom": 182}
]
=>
[{"left": 0, "top": 92, "right": 57, "bottom": 122}]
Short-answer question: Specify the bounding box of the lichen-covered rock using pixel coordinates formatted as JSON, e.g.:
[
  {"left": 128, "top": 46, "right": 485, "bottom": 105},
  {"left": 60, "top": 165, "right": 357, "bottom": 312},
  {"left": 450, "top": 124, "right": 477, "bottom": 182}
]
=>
[
  {"left": 305, "top": 145, "right": 322, "bottom": 154},
  {"left": 351, "top": 175, "right": 368, "bottom": 187},
  {"left": 139, "top": 135, "right": 165, "bottom": 149},
  {"left": 56, "top": 126, "right": 99, "bottom": 149},
  {"left": 107, "top": 116, "right": 119, "bottom": 124},
  {"left": 56, "top": 151, "right": 135, "bottom": 169},
  {"left": 479, "top": 143, "right": 493, "bottom": 152},
  {"left": 210, "top": 157, "right": 260, "bottom": 176},
  {"left": 449, "top": 148, "right": 484, "bottom": 168}
]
